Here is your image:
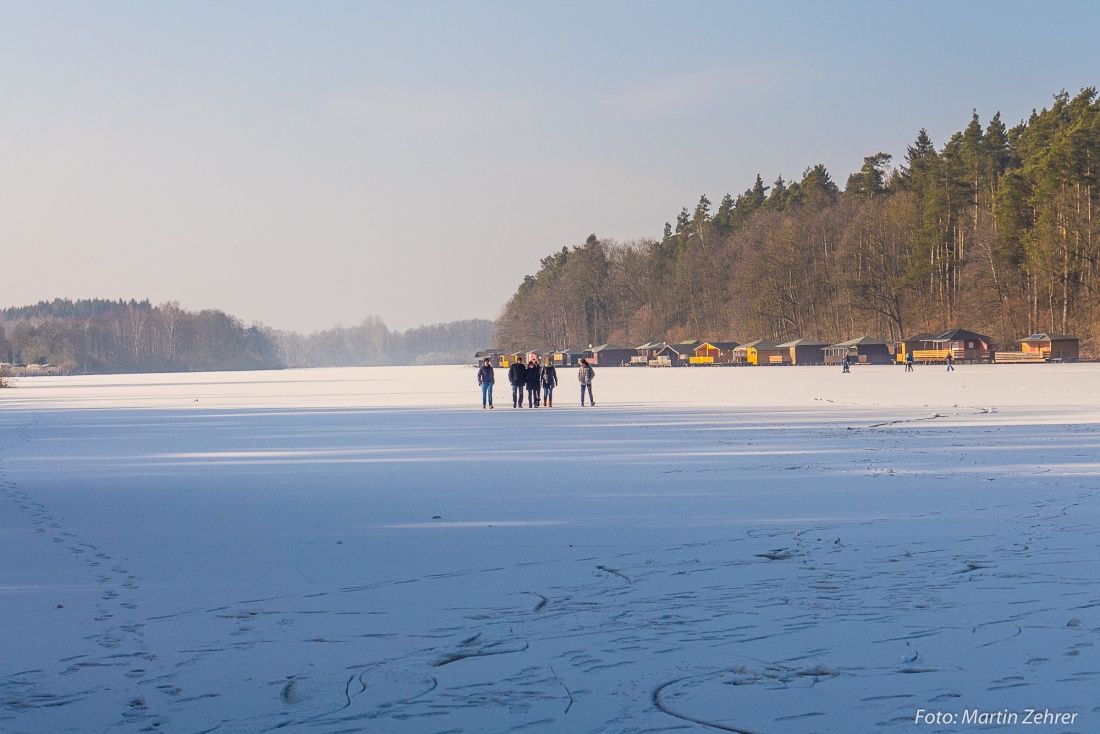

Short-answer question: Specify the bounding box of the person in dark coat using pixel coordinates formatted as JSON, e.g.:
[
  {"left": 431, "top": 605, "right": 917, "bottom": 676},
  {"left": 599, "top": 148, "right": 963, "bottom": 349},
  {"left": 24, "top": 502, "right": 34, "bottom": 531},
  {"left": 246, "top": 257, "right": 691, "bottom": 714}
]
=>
[
  {"left": 578, "top": 358, "right": 595, "bottom": 406},
  {"left": 540, "top": 357, "right": 558, "bottom": 407},
  {"left": 946, "top": 351, "right": 955, "bottom": 371},
  {"left": 841, "top": 355, "right": 850, "bottom": 373},
  {"left": 508, "top": 359, "right": 527, "bottom": 408},
  {"left": 904, "top": 351, "right": 914, "bottom": 372},
  {"left": 525, "top": 357, "right": 541, "bottom": 407},
  {"left": 477, "top": 358, "right": 494, "bottom": 409}
]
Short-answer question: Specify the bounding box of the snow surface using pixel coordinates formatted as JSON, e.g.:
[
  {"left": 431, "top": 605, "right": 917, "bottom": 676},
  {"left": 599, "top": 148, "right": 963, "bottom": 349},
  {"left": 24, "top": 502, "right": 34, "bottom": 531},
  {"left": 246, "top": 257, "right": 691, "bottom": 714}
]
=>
[{"left": 1, "top": 364, "right": 1098, "bottom": 733}]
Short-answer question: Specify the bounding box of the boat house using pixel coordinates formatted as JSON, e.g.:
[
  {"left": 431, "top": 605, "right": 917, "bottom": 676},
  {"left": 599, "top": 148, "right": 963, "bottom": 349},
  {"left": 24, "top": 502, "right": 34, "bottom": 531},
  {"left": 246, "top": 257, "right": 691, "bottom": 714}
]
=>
[
  {"left": 1016, "top": 333, "right": 1079, "bottom": 362},
  {"left": 824, "top": 337, "right": 894, "bottom": 365},
  {"left": 930, "top": 329, "right": 995, "bottom": 363},
  {"left": 549, "top": 348, "right": 588, "bottom": 367},
  {"left": 586, "top": 344, "right": 635, "bottom": 367},
  {"left": 776, "top": 338, "right": 829, "bottom": 365},
  {"left": 651, "top": 342, "right": 695, "bottom": 366},
  {"left": 895, "top": 333, "right": 939, "bottom": 364},
  {"left": 691, "top": 341, "right": 740, "bottom": 365},
  {"left": 998, "top": 334, "right": 1082, "bottom": 363},
  {"left": 732, "top": 339, "right": 786, "bottom": 365}
]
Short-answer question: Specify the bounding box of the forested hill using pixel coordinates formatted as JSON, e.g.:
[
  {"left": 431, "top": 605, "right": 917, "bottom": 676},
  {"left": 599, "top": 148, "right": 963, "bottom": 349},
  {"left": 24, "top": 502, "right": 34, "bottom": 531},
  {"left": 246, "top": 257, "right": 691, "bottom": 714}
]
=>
[
  {"left": 495, "top": 87, "right": 1100, "bottom": 356},
  {"left": 0, "top": 299, "right": 494, "bottom": 373}
]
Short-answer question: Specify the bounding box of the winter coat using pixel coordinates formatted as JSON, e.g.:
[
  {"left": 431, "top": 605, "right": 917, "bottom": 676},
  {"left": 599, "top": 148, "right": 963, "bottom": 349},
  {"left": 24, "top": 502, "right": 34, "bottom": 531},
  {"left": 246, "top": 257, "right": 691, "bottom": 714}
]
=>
[
  {"left": 541, "top": 364, "right": 558, "bottom": 387},
  {"left": 525, "top": 363, "right": 541, "bottom": 390},
  {"left": 477, "top": 364, "right": 494, "bottom": 385},
  {"left": 508, "top": 362, "right": 527, "bottom": 386},
  {"left": 578, "top": 364, "right": 595, "bottom": 385}
]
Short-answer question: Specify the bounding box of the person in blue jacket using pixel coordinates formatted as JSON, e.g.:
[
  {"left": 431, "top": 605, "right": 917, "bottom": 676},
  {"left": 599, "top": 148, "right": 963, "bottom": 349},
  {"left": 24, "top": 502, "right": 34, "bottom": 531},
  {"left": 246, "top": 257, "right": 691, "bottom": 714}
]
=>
[{"left": 477, "top": 357, "right": 494, "bottom": 409}]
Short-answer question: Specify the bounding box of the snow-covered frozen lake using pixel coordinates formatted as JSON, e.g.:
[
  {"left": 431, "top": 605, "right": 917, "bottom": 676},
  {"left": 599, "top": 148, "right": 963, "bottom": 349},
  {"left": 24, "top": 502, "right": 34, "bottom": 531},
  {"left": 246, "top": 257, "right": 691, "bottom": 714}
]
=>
[{"left": 1, "top": 364, "right": 1097, "bottom": 733}]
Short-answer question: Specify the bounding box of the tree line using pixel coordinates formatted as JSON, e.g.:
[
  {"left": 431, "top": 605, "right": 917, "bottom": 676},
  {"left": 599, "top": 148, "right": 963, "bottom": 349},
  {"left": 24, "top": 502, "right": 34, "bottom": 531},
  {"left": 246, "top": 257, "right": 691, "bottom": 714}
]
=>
[
  {"left": 0, "top": 299, "right": 283, "bottom": 373},
  {"left": 272, "top": 318, "right": 495, "bottom": 368},
  {"left": 0, "top": 298, "right": 494, "bottom": 373},
  {"left": 494, "top": 88, "right": 1100, "bottom": 355}
]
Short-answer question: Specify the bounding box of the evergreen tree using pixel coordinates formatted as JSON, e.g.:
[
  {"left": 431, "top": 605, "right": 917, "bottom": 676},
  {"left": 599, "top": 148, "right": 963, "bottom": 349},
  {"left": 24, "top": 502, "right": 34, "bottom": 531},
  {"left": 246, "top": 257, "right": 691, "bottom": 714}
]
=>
[
  {"left": 714, "top": 193, "right": 735, "bottom": 233},
  {"left": 796, "top": 164, "right": 840, "bottom": 207},
  {"left": 674, "top": 207, "right": 691, "bottom": 234},
  {"left": 765, "top": 176, "right": 788, "bottom": 210},
  {"left": 692, "top": 195, "right": 712, "bottom": 227},
  {"left": 845, "top": 153, "right": 892, "bottom": 199}
]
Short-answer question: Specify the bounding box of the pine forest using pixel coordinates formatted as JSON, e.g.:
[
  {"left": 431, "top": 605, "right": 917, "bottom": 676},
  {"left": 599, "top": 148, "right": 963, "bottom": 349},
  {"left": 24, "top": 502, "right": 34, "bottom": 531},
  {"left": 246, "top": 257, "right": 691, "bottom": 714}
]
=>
[{"left": 494, "top": 88, "right": 1100, "bottom": 356}]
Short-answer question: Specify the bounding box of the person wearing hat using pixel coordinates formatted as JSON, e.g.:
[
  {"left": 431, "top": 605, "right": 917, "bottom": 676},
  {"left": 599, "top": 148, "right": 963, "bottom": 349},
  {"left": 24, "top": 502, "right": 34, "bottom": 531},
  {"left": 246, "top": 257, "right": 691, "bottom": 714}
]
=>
[
  {"left": 477, "top": 357, "right": 495, "bottom": 409},
  {"left": 578, "top": 358, "right": 595, "bottom": 406}
]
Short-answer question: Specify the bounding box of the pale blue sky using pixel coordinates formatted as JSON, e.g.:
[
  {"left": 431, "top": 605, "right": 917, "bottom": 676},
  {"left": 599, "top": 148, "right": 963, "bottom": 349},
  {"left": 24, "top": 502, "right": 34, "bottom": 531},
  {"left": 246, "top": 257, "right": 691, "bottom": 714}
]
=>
[{"left": 1, "top": 1, "right": 1096, "bottom": 332}]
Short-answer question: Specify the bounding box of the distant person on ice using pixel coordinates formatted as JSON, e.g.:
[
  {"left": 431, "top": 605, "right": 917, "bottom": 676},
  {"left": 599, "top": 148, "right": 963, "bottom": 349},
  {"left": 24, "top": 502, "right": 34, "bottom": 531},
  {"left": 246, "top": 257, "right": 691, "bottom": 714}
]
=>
[
  {"left": 578, "top": 358, "right": 595, "bottom": 406},
  {"left": 905, "top": 351, "right": 914, "bottom": 372},
  {"left": 477, "top": 357, "right": 494, "bottom": 409},
  {"left": 541, "top": 357, "right": 558, "bottom": 407},
  {"left": 525, "top": 357, "right": 541, "bottom": 407},
  {"left": 841, "top": 355, "right": 850, "bottom": 373},
  {"left": 508, "top": 358, "right": 527, "bottom": 408},
  {"left": 946, "top": 352, "right": 955, "bottom": 371}
]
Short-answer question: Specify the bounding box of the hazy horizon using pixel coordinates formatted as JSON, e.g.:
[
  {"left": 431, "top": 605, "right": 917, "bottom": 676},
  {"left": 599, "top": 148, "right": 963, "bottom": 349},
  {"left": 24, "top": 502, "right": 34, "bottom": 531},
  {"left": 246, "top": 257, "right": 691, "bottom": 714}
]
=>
[
  {"left": 2, "top": 1, "right": 1098, "bottom": 332},
  {"left": 0, "top": 296, "right": 496, "bottom": 335}
]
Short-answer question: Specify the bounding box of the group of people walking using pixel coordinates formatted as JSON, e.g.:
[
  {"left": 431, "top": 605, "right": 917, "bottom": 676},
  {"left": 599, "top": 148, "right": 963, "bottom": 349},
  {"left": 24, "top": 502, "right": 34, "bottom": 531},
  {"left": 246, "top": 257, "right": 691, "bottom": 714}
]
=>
[
  {"left": 900, "top": 350, "right": 954, "bottom": 371},
  {"left": 843, "top": 350, "right": 955, "bottom": 373},
  {"left": 476, "top": 357, "right": 596, "bottom": 409},
  {"left": 901, "top": 351, "right": 955, "bottom": 371}
]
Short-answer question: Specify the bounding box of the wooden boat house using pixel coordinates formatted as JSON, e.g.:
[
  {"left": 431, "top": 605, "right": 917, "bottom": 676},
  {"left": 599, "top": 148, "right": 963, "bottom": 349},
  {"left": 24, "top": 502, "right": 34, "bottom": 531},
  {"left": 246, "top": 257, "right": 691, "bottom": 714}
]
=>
[
  {"left": 998, "top": 333, "right": 1080, "bottom": 363},
  {"left": 586, "top": 344, "right": 635, "bottom": 367},
  {"left": 930, "top": 329, "right": 995, "bottom": 363},
  {"left": 732, "top": 339, "right": 786, "bottom": 365},
  {"left": 691, "top": 341, "right": 740, "bottom": 365},
  {"left": 1021, "top": 333, "right": 1079, "bottom": 361},
  {"left": 630, "top": 341, "right": 694, "bottom": 366},
  {"left": 824, "top": 337, "right": 894, "bottom": 365},
  {"left": 633, "top": 342, "right": 663, "bottom": 365},
  {"left": 652, "top": 342, "right": 695, "bottom": 366},
  {"left": 549, "top": 348, "right": 588, "bottom": 367},
  {"left": 895, "top": 333, "right": 938, "bottom": 364},
  {"left": 776, "top": 338, "right": 829, "bottom": 365}
]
